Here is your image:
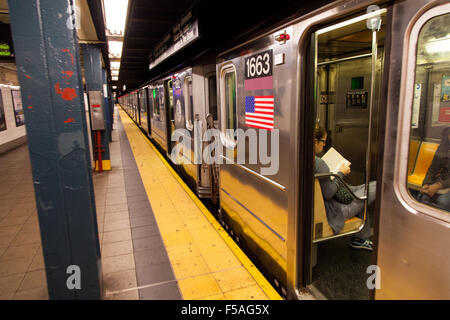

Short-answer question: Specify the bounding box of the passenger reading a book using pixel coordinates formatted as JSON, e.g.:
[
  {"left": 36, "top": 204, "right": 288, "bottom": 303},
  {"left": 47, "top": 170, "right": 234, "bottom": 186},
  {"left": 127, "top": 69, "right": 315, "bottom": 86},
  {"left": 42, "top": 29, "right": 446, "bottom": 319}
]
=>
[{"left": 314, "top": 124, "right": 376, "bottom": 251}]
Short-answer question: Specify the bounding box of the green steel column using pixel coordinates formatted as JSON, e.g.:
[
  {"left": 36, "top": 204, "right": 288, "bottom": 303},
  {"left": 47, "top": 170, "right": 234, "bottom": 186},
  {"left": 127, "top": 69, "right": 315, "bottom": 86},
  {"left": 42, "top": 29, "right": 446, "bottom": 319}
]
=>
[
  {"left": 82, "top": 45, "right": 111, "bottom": 171},
  {"left": 8, "top": 0, "right": 103, "bottom": 299}
]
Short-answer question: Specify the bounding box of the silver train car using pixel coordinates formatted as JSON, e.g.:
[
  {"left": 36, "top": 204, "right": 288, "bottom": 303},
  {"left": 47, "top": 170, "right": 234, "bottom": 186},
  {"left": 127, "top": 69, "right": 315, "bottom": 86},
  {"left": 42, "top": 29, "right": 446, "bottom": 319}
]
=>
[
  {"left": 119, "top": 0, "right": 450, "bottom": 300},
  {"left": 120, "top": 55, "right": 219, "bottom": 200}
]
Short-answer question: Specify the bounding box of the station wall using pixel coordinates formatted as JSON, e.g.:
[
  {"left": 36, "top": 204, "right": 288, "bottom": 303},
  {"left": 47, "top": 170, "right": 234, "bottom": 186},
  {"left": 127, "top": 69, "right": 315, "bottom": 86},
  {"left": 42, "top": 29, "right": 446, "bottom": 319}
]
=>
[{"left": 0, "top": 84, "right": 27, "bottom": 153}]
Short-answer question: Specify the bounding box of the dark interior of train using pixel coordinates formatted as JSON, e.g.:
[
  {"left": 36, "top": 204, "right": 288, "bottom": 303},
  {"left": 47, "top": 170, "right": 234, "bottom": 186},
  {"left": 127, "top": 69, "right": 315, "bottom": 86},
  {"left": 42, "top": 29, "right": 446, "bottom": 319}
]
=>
[
  {"left": 165, "top": 79, "right": 175, "bottom": 152},
  {"left": 311, "top": 11, "right": 386, "bottom": 300}
]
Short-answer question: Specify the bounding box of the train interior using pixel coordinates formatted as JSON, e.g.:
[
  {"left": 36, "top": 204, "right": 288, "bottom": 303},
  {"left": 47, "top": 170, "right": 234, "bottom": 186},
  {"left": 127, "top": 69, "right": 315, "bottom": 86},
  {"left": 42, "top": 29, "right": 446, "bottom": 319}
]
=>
[{"left": 310, "top": 10, "right": 386, "bottom": 300}]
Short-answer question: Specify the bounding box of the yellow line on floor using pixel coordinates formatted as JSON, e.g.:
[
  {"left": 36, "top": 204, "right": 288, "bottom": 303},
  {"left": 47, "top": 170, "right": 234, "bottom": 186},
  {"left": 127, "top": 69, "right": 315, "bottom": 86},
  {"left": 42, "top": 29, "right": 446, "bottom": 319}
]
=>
[{"left": 118, "top": 107, "right": 282, "bottom": 300}]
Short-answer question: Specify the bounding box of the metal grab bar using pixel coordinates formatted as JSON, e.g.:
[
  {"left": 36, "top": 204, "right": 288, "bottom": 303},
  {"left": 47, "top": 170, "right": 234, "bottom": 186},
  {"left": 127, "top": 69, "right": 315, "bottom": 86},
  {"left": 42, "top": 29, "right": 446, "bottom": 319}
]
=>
[{"left": 314, "top": 173, "right": 367, "bottom": 201}]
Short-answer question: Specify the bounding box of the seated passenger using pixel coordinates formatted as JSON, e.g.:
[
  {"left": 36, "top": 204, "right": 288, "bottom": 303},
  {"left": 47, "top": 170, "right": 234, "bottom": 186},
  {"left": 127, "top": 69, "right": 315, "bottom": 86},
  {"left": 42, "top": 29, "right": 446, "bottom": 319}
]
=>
[
  {"left": 416, "top": 127, "right": 450, "bottom": 211},
  {"left": 314, "top": 125, "right": 376, "bottom": 251}
]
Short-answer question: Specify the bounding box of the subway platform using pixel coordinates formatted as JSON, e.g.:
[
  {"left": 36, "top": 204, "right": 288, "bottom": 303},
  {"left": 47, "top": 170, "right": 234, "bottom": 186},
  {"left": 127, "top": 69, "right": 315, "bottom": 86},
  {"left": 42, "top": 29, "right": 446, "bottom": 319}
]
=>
[{"left": 0, "top": 105, "right": 282, "bottom": 300}]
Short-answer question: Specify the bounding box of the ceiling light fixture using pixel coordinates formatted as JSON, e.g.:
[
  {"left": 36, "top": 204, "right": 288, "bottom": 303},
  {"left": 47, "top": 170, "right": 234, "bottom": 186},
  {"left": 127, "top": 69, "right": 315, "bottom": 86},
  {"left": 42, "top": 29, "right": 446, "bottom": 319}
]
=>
[
  {"left": 103, "top": 0, "right": 128, "bottom": 86},
  {"left": 103, "top": 0, "right": 128, "bottom": 36}
]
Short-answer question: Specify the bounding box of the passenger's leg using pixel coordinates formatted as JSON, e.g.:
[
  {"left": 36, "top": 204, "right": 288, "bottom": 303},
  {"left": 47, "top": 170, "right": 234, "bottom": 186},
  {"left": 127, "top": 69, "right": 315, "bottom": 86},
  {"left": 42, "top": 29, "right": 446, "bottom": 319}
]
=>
[
  {"left": 340, "top": 200, "right": 371, "bottom": 240},
  {"left": 350, "top": 181, "right": 377, "bottom": 205},
  {"left": 435, "top": 192, "right": 450, "bottom": 211},
  {"left": 417, "top": 193, "right": 433, "bottom": 205},
  {"left": 343, "top": 182, "right": 376, "bottom": 242},
  {"left": 354, "top": 210, "right": 371, "bottom": 240}
]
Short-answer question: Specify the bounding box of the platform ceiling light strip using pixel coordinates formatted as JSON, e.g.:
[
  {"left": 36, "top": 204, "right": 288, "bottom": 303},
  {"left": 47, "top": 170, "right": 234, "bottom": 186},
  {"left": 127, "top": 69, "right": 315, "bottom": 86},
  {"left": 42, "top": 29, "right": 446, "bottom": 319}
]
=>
[
  {"left": 104, "top": 0, "right": 128, "bottom": 36},
  {"left": 103, "top": 0, "right": 128, "bottom": 82},
  {"left": 316, "top": 8, "right": 387, "bottom": 35},
  {"left": 108, "top": 40, "right": 123, "bottom": 58},
  {"left": 110, "top": 61, "right": 120, "bottom": 70}
]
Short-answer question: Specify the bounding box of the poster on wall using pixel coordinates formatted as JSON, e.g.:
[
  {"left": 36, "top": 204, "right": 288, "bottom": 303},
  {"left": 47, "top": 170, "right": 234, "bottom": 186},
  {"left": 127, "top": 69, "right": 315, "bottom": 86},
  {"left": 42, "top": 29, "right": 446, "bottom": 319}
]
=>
[
  {"left": 411, "top": 83, "right": 421, "bottom": 129},
  {"left": 432, "top": 83, "right": 442, "bottom": 126},
  {"left": 11, "top": 89, "right": 24, "bottom": 127},
  {"left": 439, "top": 75, "right": 450, "bottom": 123},
  {"left": 0, "top": 92, "right": 6, "bottom": 132}
]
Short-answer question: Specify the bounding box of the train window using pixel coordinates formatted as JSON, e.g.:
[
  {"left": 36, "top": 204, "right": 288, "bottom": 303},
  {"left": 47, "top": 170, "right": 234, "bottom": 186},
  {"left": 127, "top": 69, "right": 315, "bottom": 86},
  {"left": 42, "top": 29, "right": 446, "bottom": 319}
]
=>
[
  {"left": 168, "top": 80, "right": 174, "bottom": 110},
  {"left": 222, "top": 67, "right": 237, "bottom": 141},
  {"left": 184, "top": 76, "right": 194, "bottom": 131},
  {"left": 406, "top": 12, "right": 450, "bottom": 213},
  {"left": 152, "top": 87, "right": 160, "bottom": 116},
  {"left": 0, "top": 93, "right": 6, "bottom": 131},
  {"left": 166, "top": 80, "right": 175, "bottom": 134},
  {"left": 208, "top": 75, "right": 217, "bottom": 121}
]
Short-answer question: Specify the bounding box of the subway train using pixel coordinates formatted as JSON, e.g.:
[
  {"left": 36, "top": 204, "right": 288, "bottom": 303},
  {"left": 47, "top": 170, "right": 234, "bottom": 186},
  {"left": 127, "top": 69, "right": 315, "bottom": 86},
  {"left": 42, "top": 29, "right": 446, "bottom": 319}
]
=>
[{"left": 118, "top": 0, "right": 450, "bottom": 300}]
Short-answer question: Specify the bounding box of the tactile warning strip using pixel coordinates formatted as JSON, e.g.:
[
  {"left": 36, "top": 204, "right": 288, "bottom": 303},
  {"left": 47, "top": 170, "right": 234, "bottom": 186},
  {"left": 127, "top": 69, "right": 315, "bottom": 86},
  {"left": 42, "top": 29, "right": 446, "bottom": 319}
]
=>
[{"left": 118, "top": 107, "right": 282, "bottom": 300}]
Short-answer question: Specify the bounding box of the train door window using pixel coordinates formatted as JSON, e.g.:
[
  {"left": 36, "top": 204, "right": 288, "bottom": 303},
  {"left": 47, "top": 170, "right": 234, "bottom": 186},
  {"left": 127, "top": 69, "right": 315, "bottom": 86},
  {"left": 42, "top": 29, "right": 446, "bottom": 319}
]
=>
[
  {"left": 134, "top": 93, "right": 138, "bottom": 120},
  {"left": 132, "top": 93, "right": 135, "bottom": 119},
  {"left": 140, "top": 88, "right": 148, "bottom": 129},
  {"left": 165, "top": 79, "right": 175, "bottom": 132},
  {"left": 184, "top": 76, "right": 194, "bottom": 131},
  {"left": 152, "top": 87, "right": 160, "bottom": 117},
  {"left": 208, "top": 75, "right": 218, "bottom": 121},
  {"left": 0, "top": 92, "right": 6, "bottom": 131},
  {"left": 405, "top": 9, "right": 450, "bottom": 214},
  {"left": 220, "top": 66, "right": 237, "bottom": 141}
]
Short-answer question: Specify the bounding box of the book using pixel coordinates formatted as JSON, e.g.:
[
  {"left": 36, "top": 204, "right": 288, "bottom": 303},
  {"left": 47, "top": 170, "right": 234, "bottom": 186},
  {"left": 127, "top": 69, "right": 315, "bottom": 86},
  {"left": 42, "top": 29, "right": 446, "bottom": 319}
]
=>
[{"left": 321, "top": 147, "right": 351, "bottom": 179}]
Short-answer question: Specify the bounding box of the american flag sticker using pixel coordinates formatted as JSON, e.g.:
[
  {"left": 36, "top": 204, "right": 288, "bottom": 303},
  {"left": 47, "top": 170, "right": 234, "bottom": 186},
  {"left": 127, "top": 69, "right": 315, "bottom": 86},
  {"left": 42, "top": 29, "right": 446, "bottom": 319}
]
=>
[{"left": 245, "top": 96, "right": 274, "bottom": 131}]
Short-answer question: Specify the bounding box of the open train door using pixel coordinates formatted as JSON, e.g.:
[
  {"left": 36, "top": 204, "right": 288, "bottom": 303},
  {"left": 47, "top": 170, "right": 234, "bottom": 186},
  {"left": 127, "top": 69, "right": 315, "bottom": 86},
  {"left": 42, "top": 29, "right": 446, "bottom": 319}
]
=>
[{"left": 303, "top": 7, "right": 387, "bottom": 299}]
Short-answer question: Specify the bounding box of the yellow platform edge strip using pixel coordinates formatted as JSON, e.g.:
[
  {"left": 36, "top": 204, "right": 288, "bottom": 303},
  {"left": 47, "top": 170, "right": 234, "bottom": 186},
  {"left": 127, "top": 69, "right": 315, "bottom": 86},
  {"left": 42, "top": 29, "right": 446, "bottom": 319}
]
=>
[{"left": 118, "top": 107, "right": 282, "bottom": 300}]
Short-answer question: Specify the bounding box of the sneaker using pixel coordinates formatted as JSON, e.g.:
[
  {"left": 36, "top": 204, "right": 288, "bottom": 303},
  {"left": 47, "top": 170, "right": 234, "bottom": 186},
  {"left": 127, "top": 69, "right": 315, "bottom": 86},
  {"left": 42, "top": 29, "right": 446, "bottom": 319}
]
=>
[{"left": 349, "top": 237, "right": 373, "bottom": 251}]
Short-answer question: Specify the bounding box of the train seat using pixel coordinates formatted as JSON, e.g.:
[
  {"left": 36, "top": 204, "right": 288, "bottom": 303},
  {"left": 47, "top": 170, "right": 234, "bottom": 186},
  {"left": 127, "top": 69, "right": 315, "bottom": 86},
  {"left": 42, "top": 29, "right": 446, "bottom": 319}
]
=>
[
  {"left": 408, "top": 142, "right": 439, "bottom": 188},
  {"left": 313, "top": 179, "right": 362, "bottom": 240}
]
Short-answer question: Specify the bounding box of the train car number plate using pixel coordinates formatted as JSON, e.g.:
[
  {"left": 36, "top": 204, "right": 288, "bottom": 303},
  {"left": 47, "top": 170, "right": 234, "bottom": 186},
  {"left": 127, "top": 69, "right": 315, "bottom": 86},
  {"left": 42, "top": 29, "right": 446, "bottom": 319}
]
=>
[{"left": 245, "top": 49, "right": 273, "bottom": 80}]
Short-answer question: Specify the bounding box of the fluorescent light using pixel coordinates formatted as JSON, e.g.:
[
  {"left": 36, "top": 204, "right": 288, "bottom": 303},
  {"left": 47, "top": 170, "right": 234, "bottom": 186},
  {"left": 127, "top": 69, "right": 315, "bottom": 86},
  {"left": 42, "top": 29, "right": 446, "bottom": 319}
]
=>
[
  {"left": 103, "top": 0, "right": 128, "bottom": 36},
  {"left": 111, "top": 61, "right": 120, "bottom": 70},
  {"left": 317, "top": 8, "right": 387, "bottom": 35},
  {"left": 108, "top": 41, "right": 123, "bottom": 58},
  {"left": 111, "top": 70, "right": 119, "bottom": 76},
  {"left": 425, "top": 36, "right": 450, "bottom": 54},
  {"left": 112, "top": 76, "right": 118, "bottom": 81},
  {"left": 112, "top": 86, "right": 117, "bottom": 89}
]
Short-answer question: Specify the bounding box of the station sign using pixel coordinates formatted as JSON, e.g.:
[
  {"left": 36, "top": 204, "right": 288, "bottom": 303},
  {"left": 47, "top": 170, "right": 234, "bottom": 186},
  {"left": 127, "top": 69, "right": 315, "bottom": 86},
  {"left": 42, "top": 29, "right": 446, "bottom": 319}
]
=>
[
  {"left": 0, "top": 43, "right": 12, "bottom": 57},
  {"left": 149, "top": 10, "right": 199, "bottom": 70}
]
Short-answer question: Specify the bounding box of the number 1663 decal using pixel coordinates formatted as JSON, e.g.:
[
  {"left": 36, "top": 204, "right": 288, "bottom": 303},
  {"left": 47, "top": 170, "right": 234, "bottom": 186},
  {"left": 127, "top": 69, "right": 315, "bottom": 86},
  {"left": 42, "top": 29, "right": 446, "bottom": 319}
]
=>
[{"left": 245, "top": 49, "right": 273, "bottom": 80}]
